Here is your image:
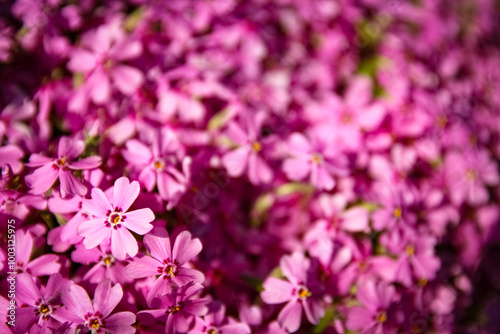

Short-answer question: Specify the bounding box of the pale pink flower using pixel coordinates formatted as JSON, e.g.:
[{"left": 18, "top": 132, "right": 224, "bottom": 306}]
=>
[{"left": 77, "top": 177, "right": 155, "bottom": 260}]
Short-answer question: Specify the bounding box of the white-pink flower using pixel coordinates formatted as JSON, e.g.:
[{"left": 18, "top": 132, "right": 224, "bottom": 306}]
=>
[{"left": 77, "top": 177, "right": 155, "bottom": 260}]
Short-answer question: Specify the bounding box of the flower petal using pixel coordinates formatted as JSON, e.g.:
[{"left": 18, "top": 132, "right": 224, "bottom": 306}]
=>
[
  {"left": 112, "top": 177, "right": 140, "bottom": 212},
  {"left": 172, "top": 231, "right": 202, "bottom": 265},
  {"left": 122, "top": 208, "right": 154, "bottom": 235}
]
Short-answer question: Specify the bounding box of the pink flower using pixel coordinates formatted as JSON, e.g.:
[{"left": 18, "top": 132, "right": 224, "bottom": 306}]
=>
[
  {"left": 67, "top": 21, "right": 144, "bottom": 105},
  {"left": 0, "top": 144, "right": 23, "bottom": 174},
  {"left": 122, "top": 129, "right": 191, "bottom": 209},
  {"left": 25, "top": 136, "right": 101, "bottom": 198},
  {"left": 14, "top": 230, "right": 62, "bottom": 277},
  {"left": 77, "top": 177, "right": 155, "bottom": 260},
  {"left": 138, "top": 282, "right": 209, "bottom": 334},
  {"left": 393, "top": 234, "right": 441, "bottom": 287},
  {"left": 283, "top": 133, "right": 347, "bottom": 191},
  {"left": 445, "top": 148, "right": 499, "bottom": 206},
  {"left": 221, "top": 113, "right": 273, "bottom": 185},
  {"left": 71, "top": 243, "right": 133, "bottom": 285},
  {"left": 60, "top": 280, "right": 136, "bottom": 333},
  {"left": 126, "top": 227, "right": 204, "bottom": 304},
  {"left": 346, "top": 281, "right": 398, "bottom": 333},
  {"left": 13, "top": 273, "right": 72, "bottom": 334},
  {"left": 191, "top": 302, "right": 251, "bottom": 334},
  {"left": 261, "top": 252, "right": 325, "bottom": 333}
]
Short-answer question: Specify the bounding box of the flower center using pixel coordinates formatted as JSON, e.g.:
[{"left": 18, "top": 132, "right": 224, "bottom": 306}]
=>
[
  {"left": 90, "top": 319, "right": 100, "bottom": 329},
  {"left": 418, "top": 278, "right": 428, "bottom": 287},
  {"left": 342, "top": 112, "right": 353, "bottom": 124},
  {"left": 101, "top": 254, "right": 115, "bottom": 267},
  {"left": 297, "top": 287, "right": 311, "bottom": 299},
  {"left": 167, "top": 302, "right": 184, "bottom": 314},
  {"left": 311, "top": 153, "right": 323, "bottom": 164},
  {"left": 406, "top": 245, "right": 415, "bottom": 257},
  {"left": 84, "top": 312, "right": 104, "bottom": 332},
  {"left": 252, "top": 142, "right": 262, "bottom": 152},
  {"left": 393, "top": 207, "right": 402, "bottom": 219},
  {"left": 465, "top": 169, "right": 475, "bottom": 180},
  {"left": 38, "top": 304, "right": 51, "bottom": 316},
  {"left": 208, "top": 329, "right": 218, "bottom": 334},
  {"left": 376, "top": 311, "right": 387, "bottom": 323},
  {"left": 152, "top": 158, "right": 165, "bottom": 171},
  {"left": 158, "top": 259, "right": 179, "bottom": 278},
  {"left": 104, "top": 208, "right": 126, "bottom": 229}
]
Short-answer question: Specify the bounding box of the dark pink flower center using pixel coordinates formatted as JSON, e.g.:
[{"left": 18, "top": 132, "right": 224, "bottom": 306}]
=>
[
  {"left": 99, "top": 253, "right": 116, "bottom": 267},
  {"left": 34, "top": 299, "right": 53, "bottom": 319},
  {"left": 158, "top": 258, "right": 180, "bottom": 278},
  {"left": 104, "top": 207, "right": 126, "bottom": 229},
  {"left": 84, "top": 311, "right": 105, "bottom": 332},
  {"left": 167, "top": 301, "right": 184, "bottom": 314}
]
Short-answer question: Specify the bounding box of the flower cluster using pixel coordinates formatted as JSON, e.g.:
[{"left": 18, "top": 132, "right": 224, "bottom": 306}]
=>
[{"left": 1, "top": 0, "right": 500, "bottom": 333}]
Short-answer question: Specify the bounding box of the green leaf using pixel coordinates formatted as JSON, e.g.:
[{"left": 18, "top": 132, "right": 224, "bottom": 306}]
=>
[{"left": 124, "top": 7, "right": 146, "bottom": 33}]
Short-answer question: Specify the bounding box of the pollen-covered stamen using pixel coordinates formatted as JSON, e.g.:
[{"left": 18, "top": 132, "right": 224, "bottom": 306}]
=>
[
  {"left": 311, "top": 153, "right": 323, "bottom": 164},
  {"left": 152, "top": 158, "right": 165, "bottom": 171},
  {"left": 393, "top": 207, "right": 402, "bottom": 219},
  {"left": 157, "top": 259, "right": 179, "bottom": 278},
  {"left": 376, "top": 311, "right": 387, "bottom": 323},
  {"left": 101, "top": 254, "right": 116, "bottom": 267},
  {"left": 167, "top": 302, "right": 184, "bottom": 314},
  {"left": 207, "top": 328, "right": 218, "bottom": 334},
  {"left": 84, "top": 312, "right": 104, "bottom": 332},
  {"left": 35, "top": 303, "right": 53, "bottom": 318},
  {"left": 252, "top": 142, "right": 262, "bottom": 152},
  {"left": 406, "top": 245, "right": 415, "bottom": 257},
  {"left": 296, "top": 286, "right": 311, "bottom": 299},
  {"left": 104, "top": 210, "right": 126, "bottom": 229}
]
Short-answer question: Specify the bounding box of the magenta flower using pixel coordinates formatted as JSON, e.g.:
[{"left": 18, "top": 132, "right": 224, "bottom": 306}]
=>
[
  {"left": 393, "top": 234, "right": 441, "bottom": 287},
  {"left": 221, "top": 114, "right": 273, "bottom": 185},
  {"left": 261, "top": 252, "right": 325, "bottom": 333},
  {"left": 60, "top": 280, "right": 136, "bottom": 333},
  {"left": 346, "top": 281, "right": 397, "bottom": 333},
  {"left": 71, "top": 243, "right": 133, "bottom": 285},
  {"left": 25, "top": 136, "right": 101, "bottom": 198},
  {"left": 190, "top": 302, "right": 251, "bottom": 334},
  {"left": 126, "top": 227, "right": 204, "bottom": 304},
  {"left": 445, "top": 148, "right": 499, "bottom": 206},
  {"left": 77, "top": 177, "right": 155, "bottom": 260},
  {"left": 14, "top": 229, "right": 62, "bottom": 277},
  {"left": 67, "top": 22, "right": 144, "bottom": 105},
  {"left": 283, "top": 132, "right": 347, "bottom": 191},
  {"left": 122, "top": 129, "right": 191, "bottom": 209},
  {"left": 0, "top": 144, "right": 23, "bottom": 174},
  {"left": 138, "top": 282, "right": 209, "bottom": 334},
  {"left": 13, "top": 273, "right": 71, "bottom": 334}
]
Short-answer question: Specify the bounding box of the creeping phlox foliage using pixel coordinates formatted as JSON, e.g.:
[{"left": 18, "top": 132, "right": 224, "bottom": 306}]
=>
[{"left": 1, "top": 0, "right": 500, "bottom": 333}]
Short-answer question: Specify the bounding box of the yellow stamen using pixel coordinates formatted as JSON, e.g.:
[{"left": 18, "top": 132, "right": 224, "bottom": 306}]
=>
[
  {"left": 90, "top": 319, "right": 100, "bottom": 329},
  {"left": 465, "top": 169, "right": 475, "bottom": 180},
  {"left": 311, "top": 154, "right": 322, "bottom": 163},
  {"left": 406, "top": 245, "right": 415, "bottom": 256},
  {"left": 40, "top": 305, "right": 49, "bottom": 314},
  {"left": 418, "top": 278, "right": 428, "bottom": 287},
  {"left": 154, "top": 161, "right": 164, "bottom": 169},
  {"left": 393, "top": 208, "right": 402, "bottom": 219},
  {"left": 61, "top": 156, "right": 67, "bottom": 165},
  {"left": 298, "top": 288, "right": 311, "bottom": 298},
  {"left": 208, "top": 330, "right": 217, "bottom": 334},
  {"left": 377, "top": 311, "right": 387, "bottom": 323},
  {"left": 113, "top": 216, "right": 120, "bottom": 224},
  {"left": 103, "top": 256, "right": 113, "bottom": 265},
  {"left": 166, "top": 265, "right": 176, "bottom": 277},
  {"left": 252, "top": 142, "right": 262, "bottom": 152}
]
